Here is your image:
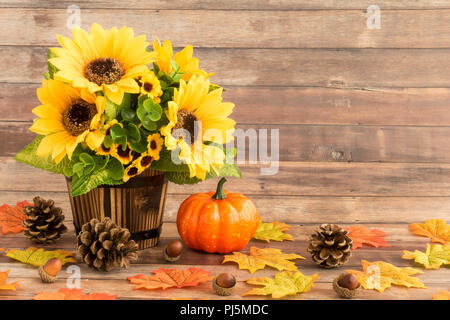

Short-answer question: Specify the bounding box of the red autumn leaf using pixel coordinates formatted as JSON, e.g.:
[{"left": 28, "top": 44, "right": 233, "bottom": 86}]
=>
[
  {"left": 33, "top": 288, "right": 118, "bottom": 300},
  {"left": 345, "top": 225, "right": 390, "bottom": 250},
  {"left": 128, "top": 267, "right": 214, "bottom": 290},
  {"left": 0, "top": 200, "right": 31, "bottom": 235}
]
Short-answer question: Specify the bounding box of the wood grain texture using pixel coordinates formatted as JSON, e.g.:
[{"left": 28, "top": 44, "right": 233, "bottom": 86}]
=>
[
  {"left": 2, "top": 0, "right": 450, "bottom": 10},
  {"left": 0, "top": 1, "right": 449, "bottom": 301},
  {"left": 5, "top": 121, "right": 450, "bottom": 163},
  {"left": 2, "top": 191, "right": 450, "bottom": 224},
  {"left": 1, "top": 9, "right": 450, "bottom": 48},
  {"left": 3, "top": 85, "right": 450, "bottom": 126},
  {"left": 2, "top": 46, "right": 450, "bottom": 87},
  {"left": 4, "top": 158, "right": 450, "bottom": 197}
]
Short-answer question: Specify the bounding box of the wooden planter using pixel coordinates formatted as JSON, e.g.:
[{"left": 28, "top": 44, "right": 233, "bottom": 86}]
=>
[{"left": 66, "top": 169, "right": 168, "bottom": 250}]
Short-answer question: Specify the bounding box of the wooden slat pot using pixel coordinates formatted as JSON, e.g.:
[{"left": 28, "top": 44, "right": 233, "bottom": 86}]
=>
[{"left": 66, "top": 169, "right": 168, "bottom": 250}]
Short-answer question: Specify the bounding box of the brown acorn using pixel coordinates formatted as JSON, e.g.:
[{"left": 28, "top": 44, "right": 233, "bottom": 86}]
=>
[
  {"left": 213, "top": 273, "right": 236, "bottom": 296},
  {"left": 333, "top": 273, "right": 361, "bottom": 299},
  {"left": 38, "top": 258, "right": 63, "bottom": 283},
  {"left": 164, "top": 240, "right": 183, "bottom": 262}
]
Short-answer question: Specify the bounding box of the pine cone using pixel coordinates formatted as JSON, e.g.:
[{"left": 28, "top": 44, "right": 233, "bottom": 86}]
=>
[
  {"left": 77, "top": 218, "right": 139, "bottom": 272},
  {"left": 22, "top": 196, "right": 67, "bottom": 244},
  {"left": 307, "top": 224, "right": 352, "bottom": 268}
]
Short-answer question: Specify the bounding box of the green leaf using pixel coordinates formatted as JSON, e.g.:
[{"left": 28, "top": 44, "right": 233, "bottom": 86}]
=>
[
  {"left": 70, "top": 168, "right": 122, "bottom": 197},
  {"left": 79, "top": 153, "right": 94, "bottom": 166},
  {"left": 105, "top": 99, "right": 119, "bottom": 120},
  {"left": 166, "top": 171, "right": 201, "bottom": 185},
  {"left": 103, "top": 135, "right": 113, "bottom": 148},
  {"left": 63, "top": 167, "right": 73, "bottom": 177},
  {"left": 110, "top": 124, "right": 126, "bottom": 139},
  {"left": 73, "top": 162, "right": 84, "bottom": 177},
  {"left": 107, "top": 157, "right": 124, "bottom": 180},
  {"left": 43, "top": 72, "right": 50, "bottom": 80},
  {"left": 143, "top": 99, "right": 162, "bottom": 121},
  {"left": 141, "top": 118, "right": 157, "bottom": 131},
  {"left": 166, "top": 163, "right": 241, "bottom": 185},
  {"left": 121, "top": 107, "right": 136, "bottom": 121},
  {"left": 150, "top": 148, "right": 190, "bottom": 172},
  {"left": 47, "top": 48, "right": 59, "bottom": 79},
  {"left": 124, "top": 122, "right": 140, "bottom": 141},
  {"left": 14, "top": 135, "right": 72, "bottom": 174},
  {"left": 94, "top": 155, "right": 109, "bottom": 171}
]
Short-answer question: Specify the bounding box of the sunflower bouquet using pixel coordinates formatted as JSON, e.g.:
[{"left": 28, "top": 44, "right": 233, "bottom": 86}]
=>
[{"left": 15, "top": 24, "right": 240, "bottom": 197}]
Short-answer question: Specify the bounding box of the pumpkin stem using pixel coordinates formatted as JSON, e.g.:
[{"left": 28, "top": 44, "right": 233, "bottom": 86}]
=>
[{"left": 212, "top": 177, "right": 227, "bottom": 200}]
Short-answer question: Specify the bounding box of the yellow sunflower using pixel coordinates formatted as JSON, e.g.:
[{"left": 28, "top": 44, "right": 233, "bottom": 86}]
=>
[
  {"left": 152, "top": 39, "right": 213, "bottom": 81},
  {"left": 160, "top": 75, "right": 235, "bottom": 179},
  {"left": 138, "top": 71, "right": 162, "bottom": 102},
  {"left": 29, "top": 79, "right": 105, "bottom": 163},
  {"left": 147, "top": 133, "right": 163, "bottom": 160},
  {"left": 49, "top": 23, "right": 155, "bottom": 105}
]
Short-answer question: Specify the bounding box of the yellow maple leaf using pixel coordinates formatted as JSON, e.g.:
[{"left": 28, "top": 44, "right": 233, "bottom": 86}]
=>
[
  {"left": 253, "top": 221, "right": 293, "bottom": 243},
  {"left": 347, "top": 260, "right": 426, "bottom": 293},
  {"left": 222, "top": 246, "right": 304, "bottom": 274},
  {"left": 402, "top": 244, "right": 450, "bottom": 270},
  {"left": 0, "top": 270, "right": 20, "bottom": 291},
  {"left": 5, "top": 247, "right": 76, "bottom": 267},
  {"left": 409, "top": 219, "right": 450, "bottom": 244},
  {"left": 243, "top": 271, "right": 318, "bottom": 299},
  {"left": 432, "top": 290, "right": 450, "bottom": 300}
]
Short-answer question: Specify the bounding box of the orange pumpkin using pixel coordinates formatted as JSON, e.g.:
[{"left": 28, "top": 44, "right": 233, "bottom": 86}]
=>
[{"left": 177, "top": 178, "right": 260, "bottom": 254}]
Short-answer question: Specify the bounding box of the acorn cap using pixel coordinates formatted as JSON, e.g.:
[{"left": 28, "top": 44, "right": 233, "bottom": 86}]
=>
[
  {"left": 212, "top": 275, "right": 236, "bottom": 296},
  {"left": 164, "top": 247, "right": 180, "bottom": 262},
  {"left": 38, "top": 265, "right": 57, "bottom": 283},
  {"left": 333, "top": 273, "right": 361, "bottom": 299}
]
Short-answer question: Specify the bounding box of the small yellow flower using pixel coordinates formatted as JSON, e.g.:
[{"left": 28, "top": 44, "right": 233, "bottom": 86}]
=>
[
  {"left": 95, "top": 120, "right": 118, "bottom": 156},
  {"left": 123, "top": 163, "right": 140, "bottom": 182},
  {"left": 122, "top": 152, "right": 154, "bottom": 182},
  {"left": 138, "top": 71, "right": 162, "bottom": 102},
  {"left": 112, "top": 143, "right": 133, "bottom": 165},
  {"left": 147, "top": 133, "right": 163, "bottom": 161}
]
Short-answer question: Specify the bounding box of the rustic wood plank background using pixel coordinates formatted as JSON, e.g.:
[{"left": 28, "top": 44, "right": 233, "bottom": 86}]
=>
[{"left": 0, "top": 0, "right": 449, "bottom": 300}]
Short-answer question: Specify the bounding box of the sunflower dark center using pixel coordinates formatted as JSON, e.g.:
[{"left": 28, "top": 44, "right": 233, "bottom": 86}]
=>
[
  {"left": 101, "top": 144, "right": 110, "bottom": 153},
  {"left": 172, "top": 109, "right": 198, "bottom": 144},
  {"left": 84, "top": 58, "right": 124, "bottom": 85},
  {"left": 127, "top": 167, "right": 138, "bottom": 176},
  {"left": 150, "top": 140, "right": 157, "bottom": 150},
  {"left": 117, "top": 145, "right": 131, "bottom": 158},
  {"left": 140, "top": 155, "right": 153, "bottom": 167},
  {"left": 62, "top": 100, "right": 97, "bottom": 136},
  {"left": 143, "top": 82, "right": 153, "bottom": 92}
]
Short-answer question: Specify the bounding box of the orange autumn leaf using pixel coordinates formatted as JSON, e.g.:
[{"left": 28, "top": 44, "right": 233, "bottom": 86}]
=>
[
  {"left": 410, "top": 219, "right": 450, "bottom": 244},
  {"left": 34, "top": 288, "right": 118, "bottom": 300},
  {"left": 128, "top": 268, "right": 214, "bottom": 290},
  {"left": 0, "top": 200, "right": 31, "bottom": 235},
  {"left": 345, "top": 225, "right": 390, "bottom": 250},
  {"left": 0, "top": 270, "right": 20, "bottom": 291},
  {"left": 432, "top": 290, "right": 450, "bottom": 300}
]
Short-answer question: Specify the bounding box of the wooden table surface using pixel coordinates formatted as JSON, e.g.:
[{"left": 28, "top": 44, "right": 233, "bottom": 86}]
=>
[
  {"left": 1, "top": 0, "right": 450, "bottom": 300},
  {"left": 0, "top": 188, "right": 449, "bottom": 300}
]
